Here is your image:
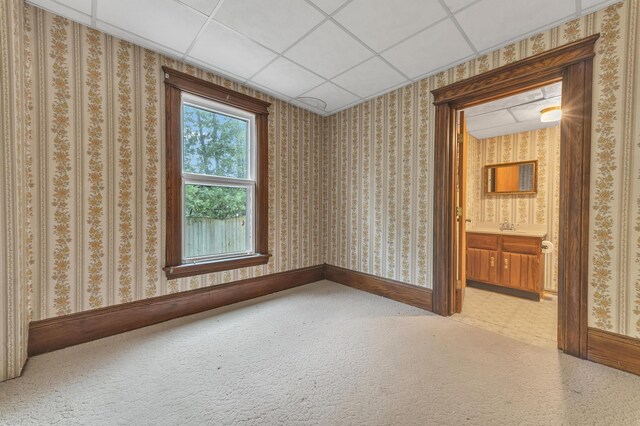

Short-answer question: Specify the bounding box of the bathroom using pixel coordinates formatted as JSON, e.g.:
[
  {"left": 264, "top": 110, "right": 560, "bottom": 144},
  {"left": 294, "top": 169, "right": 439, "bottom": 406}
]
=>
[{"left": 453, "top": 82, "right": 561, "bottom": 347}]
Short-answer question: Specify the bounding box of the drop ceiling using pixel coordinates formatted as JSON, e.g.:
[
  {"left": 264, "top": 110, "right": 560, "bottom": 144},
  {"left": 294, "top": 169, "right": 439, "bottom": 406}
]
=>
[
  {"left": 28, "top": 0, "right": 618, "bottom": 116},
  {"left": 464, "top": 82, "right": 562, "bottom": 139}
]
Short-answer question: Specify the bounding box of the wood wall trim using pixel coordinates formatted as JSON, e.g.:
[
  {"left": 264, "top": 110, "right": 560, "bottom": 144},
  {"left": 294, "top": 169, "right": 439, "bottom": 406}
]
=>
[
  {"left": 325, "top": 264, "right": 433, "bottom": 311},
  {"left": 162, "top": 67, "right": 270, "bottom": 114},
  {"left": 28, "top": 265, "right": 325, "bottom": 356},
  {"left": 587, "top": 328, "right": 640, "bottom": 376},
  {"left": 431, "top": 34, "right": 599, "bottom": 360},
  {"left": 431, "top": 34, "right": 599, "bottom": 106}
]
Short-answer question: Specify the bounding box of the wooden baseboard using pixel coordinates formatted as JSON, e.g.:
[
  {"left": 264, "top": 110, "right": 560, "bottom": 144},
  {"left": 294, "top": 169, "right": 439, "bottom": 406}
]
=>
[
  {"left": 587, "top": 328, "right": 640, "bottom": 376},
  {"left": 28, "top": 265, "right": 325, "bottom": 356},
  {"left": 325, "top": 264, "right": 433, "bottom": 311}
]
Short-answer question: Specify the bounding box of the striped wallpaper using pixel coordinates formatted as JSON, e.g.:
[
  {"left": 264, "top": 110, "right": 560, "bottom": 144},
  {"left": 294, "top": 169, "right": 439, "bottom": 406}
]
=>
[
  {"left": 466, "top": 127, "right": 561, "bottom": 292},
  {"left": 0, "top": 0, "right": 29, "bottom": 383}
]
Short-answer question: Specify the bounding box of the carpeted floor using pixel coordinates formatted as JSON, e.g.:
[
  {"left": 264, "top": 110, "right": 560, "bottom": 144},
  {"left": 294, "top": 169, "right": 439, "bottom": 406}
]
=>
[
  {"left": 1, "top": 280, "right": 639, "bottom": 425},
  {"left": 452, "top": 286, "right": 558, "bottom": 349}
]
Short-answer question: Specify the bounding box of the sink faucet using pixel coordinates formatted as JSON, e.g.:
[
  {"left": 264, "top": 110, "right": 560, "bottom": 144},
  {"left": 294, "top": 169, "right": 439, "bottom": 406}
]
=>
[{"left": 500, "top": 219, "right": 515, "bottom": 231}]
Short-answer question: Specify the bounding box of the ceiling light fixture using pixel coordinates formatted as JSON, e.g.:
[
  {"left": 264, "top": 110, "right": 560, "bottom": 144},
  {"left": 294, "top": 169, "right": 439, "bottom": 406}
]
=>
[
  {"left": 540, "top": 105, "right": 561, "bottom": 122},
  {"left": 296, "top": 97, "right": 327, "bottom": 111}
]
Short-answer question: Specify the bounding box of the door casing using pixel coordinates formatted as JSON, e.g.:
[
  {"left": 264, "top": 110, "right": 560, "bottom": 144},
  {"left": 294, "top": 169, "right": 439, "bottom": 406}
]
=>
[{"left": 431, "top": 34, "right": 599, "bottom": 358}]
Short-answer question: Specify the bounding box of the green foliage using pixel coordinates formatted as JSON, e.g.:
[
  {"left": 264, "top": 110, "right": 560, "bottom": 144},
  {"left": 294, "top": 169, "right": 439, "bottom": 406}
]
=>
[
  {"left": 182, "top": 104, "right": 248, "bottom": 219},
  {"left": 184, "top": 185, "right": 246, "bottom": 220}
]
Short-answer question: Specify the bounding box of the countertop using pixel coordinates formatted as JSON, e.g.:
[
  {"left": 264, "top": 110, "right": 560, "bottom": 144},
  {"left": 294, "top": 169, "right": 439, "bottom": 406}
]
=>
[{"left": 467, "top": 228, "right": 548, "bottom": 238}]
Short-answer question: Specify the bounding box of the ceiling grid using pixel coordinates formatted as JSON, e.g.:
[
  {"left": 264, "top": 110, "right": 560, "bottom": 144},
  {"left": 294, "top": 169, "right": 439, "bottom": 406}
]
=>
[{"left": 29, "top": 0, "right": 618, "bottom": 115}]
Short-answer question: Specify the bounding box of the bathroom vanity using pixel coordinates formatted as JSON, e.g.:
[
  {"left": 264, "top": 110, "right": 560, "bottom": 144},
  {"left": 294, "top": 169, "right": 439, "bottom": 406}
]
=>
[{"left": 466, "top": 229, "right": 546, "bottom": 300}]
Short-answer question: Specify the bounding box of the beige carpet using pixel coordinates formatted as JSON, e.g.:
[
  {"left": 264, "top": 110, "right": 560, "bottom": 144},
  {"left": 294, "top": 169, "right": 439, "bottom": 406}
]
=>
[
  {"left": 452, "top": 286, "right": 558, "bottom": 349},
  {"left": 1, "top": 280, "right": 639, "bottom": 425}
]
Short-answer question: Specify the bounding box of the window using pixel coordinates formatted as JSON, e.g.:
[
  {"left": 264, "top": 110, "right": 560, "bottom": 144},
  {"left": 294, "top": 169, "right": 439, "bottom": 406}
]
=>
[{"left": 163, "top": 67, "right": 270, "bottom": 279}]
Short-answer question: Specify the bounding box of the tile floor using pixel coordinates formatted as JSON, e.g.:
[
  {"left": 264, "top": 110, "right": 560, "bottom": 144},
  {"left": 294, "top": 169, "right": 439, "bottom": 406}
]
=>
[{"left": 451, "top": 285, "right": 558, "bottom": 349}]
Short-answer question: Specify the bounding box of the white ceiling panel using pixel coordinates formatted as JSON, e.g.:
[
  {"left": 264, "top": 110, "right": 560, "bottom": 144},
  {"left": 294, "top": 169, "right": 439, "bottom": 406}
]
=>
[
  {"left": 284, "top": 21, "right": 372, "bottom": 79},
  {"left": 455, "top": 0, "right": 575, "bottom": 52},
  {"left": 466, "top": 109, "right": 516, "bottom": 131},
  {"left": 178, "top": 0, "right": 220, "bottom": 16},
  {"left": 443, "top": 0, "right": 478, "bottom": 13},
  {"left": 465, "top": 89, "right": 544, "bottom": 117},
  {"left": 581, "top": 0, "right": 620, "bottom": 12},
  {"left": 251, "top": 58, "right": 325, "bottom": 98},
  {"left": 334, "top": 0, "right": 447, "bottom": 52},
  {"left": 542, "top": 82, "right": 563, "bottom": 98},
  {"left": 189, "top": 22, "right": 277, "bottom": 79},
  {"left": 470, "top": 119, "right": 560, "bottom": 139},
  {"left": 301, "top": 82, "right": 360, "bottom": 112},
  {"left": 509, "top": 96, "right": 562, "bottom": 122},
  {"left": 382, "top": 19, "right": 473, "bottom": 79},
  {"left": 98, "top": 0, "right": 207, "bottom": 52},
  {"left": 214, "top": 0, "right": 324, "bottom": 53},
  {"left": 55, "top": 0, "right": 91, "bottom": 15},
  {"left": 308, "top": 0, "right": 349, "bottom": 15},
  {"left": 333, "top": 57, "right": 407, "bottom": 98}
]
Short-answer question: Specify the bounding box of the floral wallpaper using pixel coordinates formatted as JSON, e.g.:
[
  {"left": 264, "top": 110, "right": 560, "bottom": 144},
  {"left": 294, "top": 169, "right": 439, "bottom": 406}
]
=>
[
  {"left": 466, "top": 127, "right": 561, "bottom": 292},
  {"left": 22, "top": 6, "right": 326, "bottom": 321}
]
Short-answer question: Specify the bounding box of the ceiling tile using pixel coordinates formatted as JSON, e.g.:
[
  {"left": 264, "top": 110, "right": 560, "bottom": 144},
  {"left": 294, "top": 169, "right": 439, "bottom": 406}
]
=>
[
  {"left": 466, "top": 109, "right": 516, "bottom": 132},
  {"left": 214, "top": 0, "right": 324, "bottom": 53},
  {"left": 332, "top": 57, "right": 407, "bottom": 98},
  {"left": 308, "top": 0, "right": 348, "bottom": 14},
  {"left": 509, "top": 96, "right": 561, "bottom": 122},
  {"left": 542, "top": 82, "right": 562, "bottom": 98},
  {"left": 581, "top": 0, "right": 619, "bottom": 11},
  {"left": 455, "top": 0, "right": 575, "bottom": 52},
  {"left": 285, "top": 21, "right": 373, "bottom": 79},
  {"left": 334, "top": 0, "right": 447, "bottom": 52},
  {"left": 443, "top": 0, "right": 477, "bottom": 13},
  {"left": 97, "top": 0, "right": 207, "bottom": 52},
  {"left": 55, "top": 0, "right": 91, "bottom": 14},
  {"left": 251, "top": 58, "right": 325, "bottom": 98},
  {"left": 465, "top": 89, "right": 544, "bottom": 117},
  {"left": 177, "top": 0, "right": 220, "bottom": 16},
  {"left": 189, "top": 22, "right": 278, "bottom": 79},
  {"left": 469, "top": 120, "right": 559, "bottom": 139},
  {"left": 301, "top": 82, "right": 360, "bottom": 112},
  {"left": 382, "top": 19, "right": 473, "bottom": 79}
]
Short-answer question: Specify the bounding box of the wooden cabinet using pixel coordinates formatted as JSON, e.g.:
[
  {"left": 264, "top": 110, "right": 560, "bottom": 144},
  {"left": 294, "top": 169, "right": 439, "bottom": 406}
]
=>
[{"left": 466, "top": 232, "right": 545, "bottom": 299}]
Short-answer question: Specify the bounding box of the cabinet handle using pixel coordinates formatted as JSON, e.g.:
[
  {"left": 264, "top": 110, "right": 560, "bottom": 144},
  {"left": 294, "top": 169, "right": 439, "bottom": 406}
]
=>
[
  {"left": 490, "top": 256, "right": 495, "bottom": 267},
  {"left": 504, "top": 258, "right": 509, "bottom": 269}
]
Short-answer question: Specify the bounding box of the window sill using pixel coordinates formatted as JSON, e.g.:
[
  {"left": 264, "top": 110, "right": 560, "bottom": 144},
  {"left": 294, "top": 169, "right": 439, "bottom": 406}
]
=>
[{"left": 164, "top": 253, "right": 271, "bottom": 280}]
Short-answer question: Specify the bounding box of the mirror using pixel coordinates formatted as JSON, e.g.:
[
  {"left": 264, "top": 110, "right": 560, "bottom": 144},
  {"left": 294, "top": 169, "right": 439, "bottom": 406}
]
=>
[{"left": 484, "top": 160, "right": 537, "bottom": 195}]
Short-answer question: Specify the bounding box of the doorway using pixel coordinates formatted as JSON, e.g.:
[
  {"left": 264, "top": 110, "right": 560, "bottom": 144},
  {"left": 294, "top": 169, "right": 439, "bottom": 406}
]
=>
[
  {"left": 452, "top": 82, "right": 562, "bottom": 348},
  {"left": 431, "top": 34, "right": 599, "bottom": 358}
]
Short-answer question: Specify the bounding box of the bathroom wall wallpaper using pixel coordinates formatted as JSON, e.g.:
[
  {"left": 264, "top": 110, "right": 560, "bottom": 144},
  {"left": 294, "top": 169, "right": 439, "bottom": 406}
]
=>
[
  {"left": 0, "top": 0, "right": 29, "bottom": 383},
  {"left": 324, "top": 1, "right": 640, "bottom": 338},
  {"left": 466, "top": 128, "right": 561, "bottom": 292},
  {"left": 21, "top": 6, "right": 326, "bottom": 322}
]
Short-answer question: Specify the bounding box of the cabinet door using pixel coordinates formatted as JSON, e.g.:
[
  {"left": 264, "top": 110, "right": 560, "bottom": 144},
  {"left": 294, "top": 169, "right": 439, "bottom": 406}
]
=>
[
  {"left": 500, "top": 252, "right": 540, "bottom": 292},
  {"left": 466, "top": 248, "right": 499, "bottom": 284}
]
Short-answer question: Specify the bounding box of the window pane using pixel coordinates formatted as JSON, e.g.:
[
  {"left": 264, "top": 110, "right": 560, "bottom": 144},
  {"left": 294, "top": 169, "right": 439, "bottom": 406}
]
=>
[
  {"left": 184, "top": 184, "right": 250, "bottom": 259},
  {"left": 182, "top": 104, "right": 248, "bottom": 178}
]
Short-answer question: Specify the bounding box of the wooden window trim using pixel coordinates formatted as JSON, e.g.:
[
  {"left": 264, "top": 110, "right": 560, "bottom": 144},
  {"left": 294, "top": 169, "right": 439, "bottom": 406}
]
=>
[{"left": 162, "top": 67, "right": 271, "bottom": 280}]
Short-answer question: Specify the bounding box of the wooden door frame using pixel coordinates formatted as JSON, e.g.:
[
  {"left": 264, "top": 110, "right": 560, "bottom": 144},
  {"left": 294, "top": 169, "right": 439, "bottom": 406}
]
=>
[{"left": 431, "top": 34, "right": 599, "bottom": 358}]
